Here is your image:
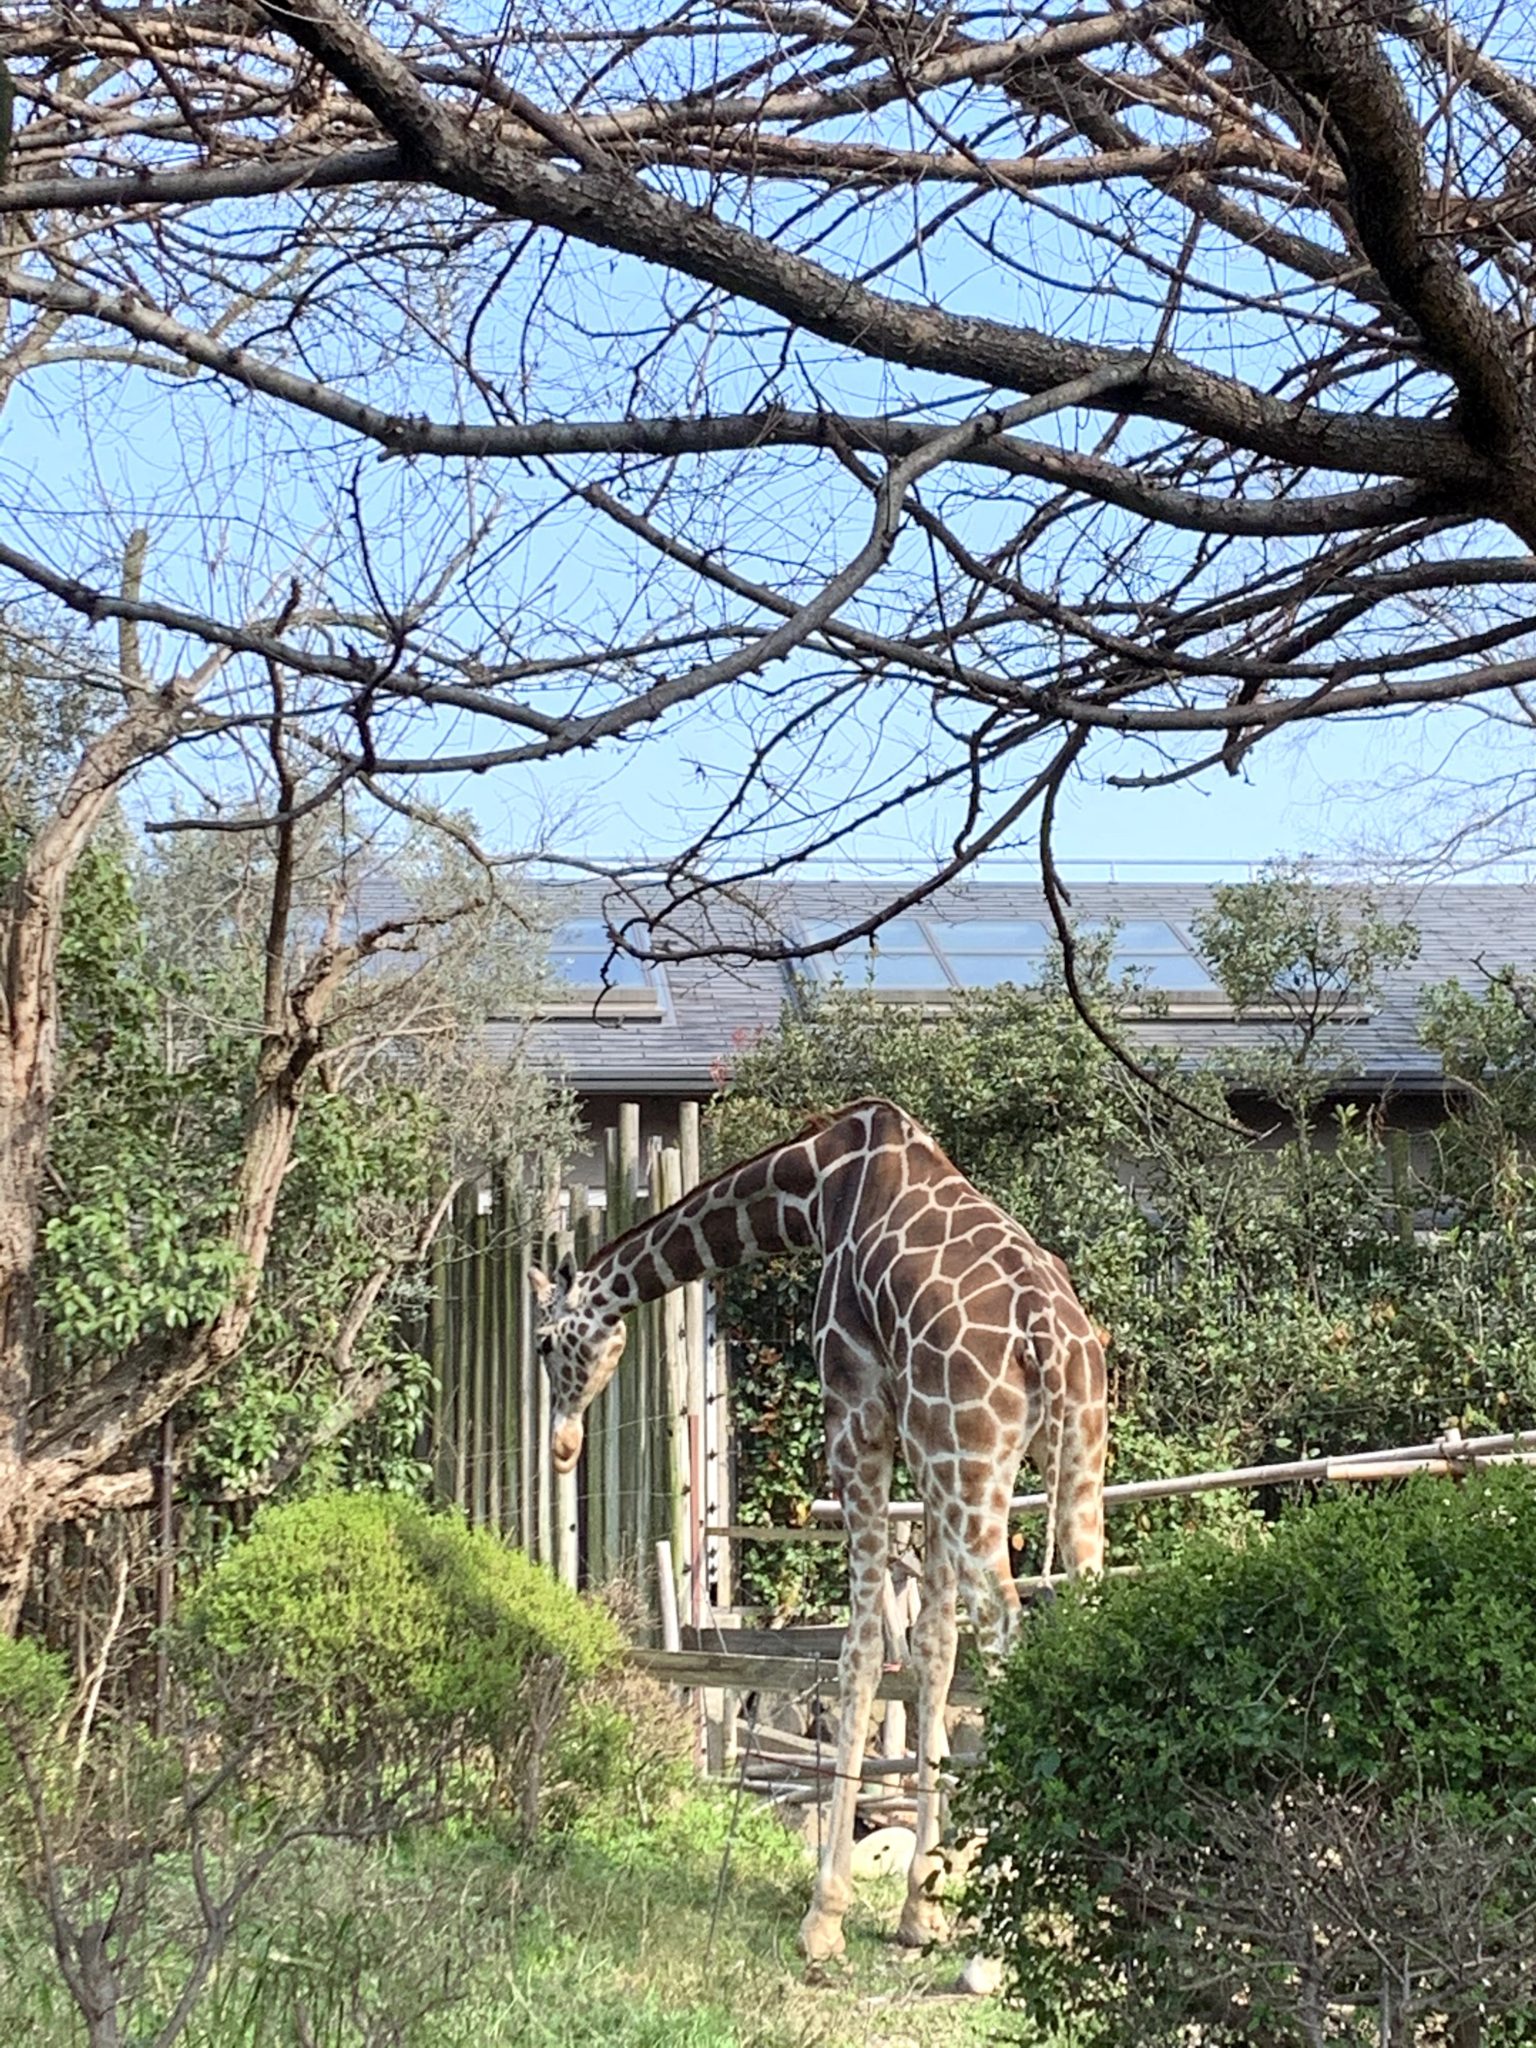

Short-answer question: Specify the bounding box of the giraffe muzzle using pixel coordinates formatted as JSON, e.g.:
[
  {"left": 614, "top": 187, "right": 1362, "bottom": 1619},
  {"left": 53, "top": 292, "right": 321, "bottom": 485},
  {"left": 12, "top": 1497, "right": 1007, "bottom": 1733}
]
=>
[{"left": 551, "top": 1417, "right": 584, "bottom": 1474}]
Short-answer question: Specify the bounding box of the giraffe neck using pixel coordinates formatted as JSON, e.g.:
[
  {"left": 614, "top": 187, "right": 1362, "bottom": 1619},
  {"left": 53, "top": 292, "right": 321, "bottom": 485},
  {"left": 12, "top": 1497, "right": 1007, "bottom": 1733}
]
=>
[{"left": 587, "top": 1125, "right": 827, "bottom": 1314}]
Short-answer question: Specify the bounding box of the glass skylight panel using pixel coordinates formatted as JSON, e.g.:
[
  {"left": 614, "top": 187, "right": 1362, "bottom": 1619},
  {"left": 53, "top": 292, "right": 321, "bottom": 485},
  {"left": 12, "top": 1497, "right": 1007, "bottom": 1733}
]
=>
[
  {"left": 859, "top": 951, "right": 953, "bottom": 988},
  {"left": 550, "top": 919, "right": 650, "bottom": 988},
  {"left": 862, "top": 919, "right": 932, "bottom": 950},
  {"left": 1110, "top": 952, "right": 1218, "bottom": 992},
  {"left": 797, "top": 911, "right": 1221, "bottom": 996},
  {"left": 799, "top": 916, "right": 947, "bottom": 986},
  {"left": 928, "top": 918, "right": 1052, "bottom": 955},
  {"left": 943, "top": 952, "right": 1043, "bottom": 987},
  {"left": 1079, "top": 919, "right": 1190, "bottom": 953},
  {"left": 1077, "top": 918, "right": 1219, "bottom": 992}
]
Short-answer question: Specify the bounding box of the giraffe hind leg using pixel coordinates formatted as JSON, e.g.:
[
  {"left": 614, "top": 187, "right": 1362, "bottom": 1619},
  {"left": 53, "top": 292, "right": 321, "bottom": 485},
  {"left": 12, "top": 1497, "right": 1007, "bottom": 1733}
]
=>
[
  {"left": 798, "top": 1401, "right": 893, "bottom": 1965},
  {"left": 898, "top": 1538, "right": 959, "bottom": 1948},
  {"left": 1056, "top": 1380, "right": 1107, "bottom": 1578}
]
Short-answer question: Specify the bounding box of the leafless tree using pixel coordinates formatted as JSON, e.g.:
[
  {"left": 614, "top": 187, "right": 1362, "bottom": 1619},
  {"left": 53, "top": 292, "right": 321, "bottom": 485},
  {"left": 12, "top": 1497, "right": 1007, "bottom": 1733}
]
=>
[
  {"left": 4, "top": 0, "right": 1536, "bottom": 1600},
  {"left": 1123, "top": 1785, "right": 1536, "bottom": 2048},
  {"left": 2, "top": 0, "right": 1532, "bottom": 921},
  {"left": 2, "top": 1660, "right": 482, "bottom": 2048}
]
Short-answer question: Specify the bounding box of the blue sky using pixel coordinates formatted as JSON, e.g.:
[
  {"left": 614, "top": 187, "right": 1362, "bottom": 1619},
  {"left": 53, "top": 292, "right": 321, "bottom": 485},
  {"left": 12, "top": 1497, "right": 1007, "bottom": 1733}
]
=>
[
  {"left": 408, "top": 685, "right": 1532, "bottom": 883},
  {"left": 10, "top": 36, "right": 1535, "bottom": 894},
  {"left": 14, "top": 331, "right": 1528, "bottom": 888}
]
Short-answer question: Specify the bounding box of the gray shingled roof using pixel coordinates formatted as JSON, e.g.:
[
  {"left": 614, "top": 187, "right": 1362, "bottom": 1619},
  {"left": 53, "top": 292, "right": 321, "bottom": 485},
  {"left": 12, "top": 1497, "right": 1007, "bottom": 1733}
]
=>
[{"left": 504, "top": 880, "right": 1536, "bottom": 1100}]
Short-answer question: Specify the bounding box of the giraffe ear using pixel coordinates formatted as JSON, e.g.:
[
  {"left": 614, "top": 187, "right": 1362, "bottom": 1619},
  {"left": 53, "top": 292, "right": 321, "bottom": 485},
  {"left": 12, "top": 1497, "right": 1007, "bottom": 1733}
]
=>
[
  {"left": 557, "top": 1252, "right": 578, "bottom": 1290},
  {"left": 529, "top": 1265, "right": 555, "bottom": 1309}
]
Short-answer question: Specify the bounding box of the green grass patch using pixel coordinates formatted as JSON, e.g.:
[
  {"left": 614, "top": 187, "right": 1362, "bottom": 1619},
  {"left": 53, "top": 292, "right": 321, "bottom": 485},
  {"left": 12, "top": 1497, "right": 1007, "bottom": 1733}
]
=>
[{"left": 0, "top": 1788, "right": 1018, "bottom": 2047}]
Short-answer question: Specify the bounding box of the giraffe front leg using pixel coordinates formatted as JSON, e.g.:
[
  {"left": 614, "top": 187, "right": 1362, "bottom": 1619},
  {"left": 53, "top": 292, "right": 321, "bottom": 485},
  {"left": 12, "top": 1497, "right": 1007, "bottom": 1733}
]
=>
[
  {"left": 798, "top": 1420, "right": 891, "bottom": 1965},
  {"left": 899, "top": 1542, "right": 958, "bottom": 1948}
]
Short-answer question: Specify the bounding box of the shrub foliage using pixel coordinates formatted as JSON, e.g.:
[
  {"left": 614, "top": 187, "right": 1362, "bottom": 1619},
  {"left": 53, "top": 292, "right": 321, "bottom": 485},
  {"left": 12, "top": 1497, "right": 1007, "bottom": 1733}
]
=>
[
  {"left": 179, "top": 1493, "right": 625, "bottom": 1827},
  {"left": 709, "top": 872, "right": 1536, "bottom": 1610},
  {"left": 964, "top": 1471, "right": 1536, "bottom": 2044},
  {"left": 0, "top": 1637, "right": 69, "bottom": 1829}
]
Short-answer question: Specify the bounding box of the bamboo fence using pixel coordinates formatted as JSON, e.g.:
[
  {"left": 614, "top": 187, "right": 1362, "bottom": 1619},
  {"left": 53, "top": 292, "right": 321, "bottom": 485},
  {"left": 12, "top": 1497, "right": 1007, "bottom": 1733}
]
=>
[{"left": 427, "top": 1100, "right": 731, "bottom": 1619}]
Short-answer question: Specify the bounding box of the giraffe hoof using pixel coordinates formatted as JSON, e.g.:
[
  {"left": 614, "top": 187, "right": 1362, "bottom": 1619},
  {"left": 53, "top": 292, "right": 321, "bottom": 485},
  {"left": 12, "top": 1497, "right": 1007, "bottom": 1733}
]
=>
[
  {"left": 896, "top": 1899, "right": 949, "bottom": 1948},
  {"left": 956, "top": 1953, "right": 1005, "bottom": 1997},
  {"left": 797, "top": 1909, "right": 847, "bottom": 1965}
]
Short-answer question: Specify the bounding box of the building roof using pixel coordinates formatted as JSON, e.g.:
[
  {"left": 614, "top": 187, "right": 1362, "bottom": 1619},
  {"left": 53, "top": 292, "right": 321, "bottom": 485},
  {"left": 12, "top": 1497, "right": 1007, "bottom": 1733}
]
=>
[{"left": 493, "top": 879, "right": 1536, "bottom": 1100}]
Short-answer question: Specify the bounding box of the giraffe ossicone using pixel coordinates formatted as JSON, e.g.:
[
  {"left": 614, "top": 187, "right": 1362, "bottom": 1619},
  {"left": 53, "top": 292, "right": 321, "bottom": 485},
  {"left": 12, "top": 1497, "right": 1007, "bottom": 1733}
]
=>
[{"left": 532, "top": 1098, "right": 1108, "bottom": 1966}]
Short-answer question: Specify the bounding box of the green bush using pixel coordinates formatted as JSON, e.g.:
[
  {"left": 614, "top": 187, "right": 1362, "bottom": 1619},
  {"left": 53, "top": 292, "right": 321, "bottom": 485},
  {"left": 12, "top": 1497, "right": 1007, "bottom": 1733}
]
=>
[
  {"left": 0, "top": 1637, "right": 69, "bottom": 1827},
  {"left": 707, "top": 875, "right": 1536, "bottom": 1615},
  {"left": 178, "top": 1493, "right": 623, "bottom": 1819},
  {"left": 965, "top": 1472, "right": 1536, "bottom": 2040}
]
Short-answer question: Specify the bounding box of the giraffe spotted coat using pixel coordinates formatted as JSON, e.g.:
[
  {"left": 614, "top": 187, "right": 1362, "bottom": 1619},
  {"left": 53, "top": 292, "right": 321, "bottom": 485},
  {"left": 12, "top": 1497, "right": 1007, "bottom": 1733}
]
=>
[{"left": 532, "top": 1098, "right": 1107, "bottom": 1962}]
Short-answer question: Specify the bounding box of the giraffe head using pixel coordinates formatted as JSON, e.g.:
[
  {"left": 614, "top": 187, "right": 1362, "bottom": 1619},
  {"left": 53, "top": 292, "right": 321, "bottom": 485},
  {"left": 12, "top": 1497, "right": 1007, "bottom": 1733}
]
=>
[{"left": 529, "top": 1254, "right": 627, "bottom": 1474}]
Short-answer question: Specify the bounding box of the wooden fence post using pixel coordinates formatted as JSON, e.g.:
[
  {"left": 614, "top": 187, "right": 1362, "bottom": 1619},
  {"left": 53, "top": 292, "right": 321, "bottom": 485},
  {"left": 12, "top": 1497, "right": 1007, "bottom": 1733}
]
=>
[
  {"left": 656, "top": 1145, "right": 690, "bottom": 1597},
  {"left": 706, "top": 1313, "right": 733, "bottom": 1608},
  {"left": 470, "top": 1188, "right": 489, "bottom": 1526},
  {"left": 536, "top": 1220, "right": 554, "bottom": 1568},
  {"left": 497, "top": 1165, "right": 520, "bottom": 1539},
  {"left": 429, "top": 1222, "right": 453, "bottom": 1504},
  {"left": 516, "top": 1235, "right": 536, "bottom": 1557},
  {"left": 451, "top": 1191, "right": 470, "bottom": 1511},
  {"left": 678, "top": 1102, "right": 708, "bottom": 1630},
  {"left": 428, "top": 1105, "right": 684, "bottom": 1624}
]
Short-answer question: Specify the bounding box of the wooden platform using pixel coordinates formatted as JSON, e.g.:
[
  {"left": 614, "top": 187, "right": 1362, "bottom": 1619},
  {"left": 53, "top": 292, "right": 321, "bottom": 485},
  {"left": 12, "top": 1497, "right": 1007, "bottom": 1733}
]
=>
[{"left": 678, "top": 1623, "right": 845, "bottom": 1658}]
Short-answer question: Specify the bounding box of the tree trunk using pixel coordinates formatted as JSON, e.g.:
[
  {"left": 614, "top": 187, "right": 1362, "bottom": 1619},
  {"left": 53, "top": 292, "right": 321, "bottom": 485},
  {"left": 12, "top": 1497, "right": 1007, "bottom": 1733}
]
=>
[
  {"left": 74, "top": 1925, "right": 126, "bottom": 2048},
  {"left": 0, "top": 1085, "right": 47, "bottom": 1627},
  {"left": 1, "top": 789, "right": 115, "bottom": 1628},
  {"left": 0, "top": 681, "right": 219, "bottom": 1629}
]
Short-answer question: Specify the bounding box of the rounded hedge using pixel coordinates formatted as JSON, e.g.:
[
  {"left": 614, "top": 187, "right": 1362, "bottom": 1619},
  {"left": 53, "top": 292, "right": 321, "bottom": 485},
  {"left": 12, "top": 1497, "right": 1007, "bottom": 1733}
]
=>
[
  {"left": 178, "top": 1492, "right": 621, "bottom": 1775},
  {"left": 965, "top": 1471, "right": 1536, "bottom": 2027}
]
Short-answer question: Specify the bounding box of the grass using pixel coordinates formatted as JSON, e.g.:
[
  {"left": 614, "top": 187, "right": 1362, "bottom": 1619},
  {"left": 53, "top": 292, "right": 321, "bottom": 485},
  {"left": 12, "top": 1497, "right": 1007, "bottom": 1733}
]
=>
[{"left": 0, "top": 1789, "right": 1024, "bottom": 2048}]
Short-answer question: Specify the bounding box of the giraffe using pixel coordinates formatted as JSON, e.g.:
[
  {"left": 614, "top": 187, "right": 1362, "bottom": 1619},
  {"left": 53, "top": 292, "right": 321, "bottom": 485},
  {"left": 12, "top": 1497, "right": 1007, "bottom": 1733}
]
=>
[{"left": 531, "top": 1097, "right": 1107, "bottom": 1964}]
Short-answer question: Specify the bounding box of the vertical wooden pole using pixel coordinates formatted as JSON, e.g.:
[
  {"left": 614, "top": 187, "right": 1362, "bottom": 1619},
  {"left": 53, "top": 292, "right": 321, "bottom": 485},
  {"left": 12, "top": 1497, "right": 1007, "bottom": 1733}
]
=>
[
  {"left": 678, "top": 1102, "right": 708, "bottom": 1629},
  {"left": 532, "top": 1156, "right": 564, "bottom": 1565},
  {"left": 614, "top": 1107, "right": 644, "bottom": 1597},
  {"left": 451, "top": 1194, "right": 470, "bottom": 1513},
  {"left": 599, "top": 1146, "right": 623, "bottom": 1585},
  {"left": 641, "top": 1291, "right": 661, "bottom": 1570},
  {"left": 552, "top": 1213, "right": 580, "bottom": 1589},
  {"left": 555, "top": 1460, "right": 580, "bottom": 1585},
  {"left": 429, "top": 1221, "right": 452, "bottom": 1504},
  {"left": 517, "top": 1237, "right": 537, "bottom": 1557},
  {"left": 536, "top": 1220, "right": 554, "bottom": 1569},
  {"left": 657, "top": 1145, "right": 690, "bottom": 1606},
  {"left": 705, "top": 1313, "right": 733, "bottom": 1610},
  {"left": 574, "top": 1190, "right": 604, "bottom": 1585},
  {"left": 486, "top": 1180, "right": 504, "bottom": 1534},
  {"left": 469, "top": 1192, "right": 489, "bottom": 1525},
  {"left": 881, "top": 1571, "right": 910, "bottom": 1759},
  {"left": 499, "top": 1166, "right": 520, "bottom": 1540},
  {"left": 655, "top": 1538, "right": 681, "bottom": 1653}
]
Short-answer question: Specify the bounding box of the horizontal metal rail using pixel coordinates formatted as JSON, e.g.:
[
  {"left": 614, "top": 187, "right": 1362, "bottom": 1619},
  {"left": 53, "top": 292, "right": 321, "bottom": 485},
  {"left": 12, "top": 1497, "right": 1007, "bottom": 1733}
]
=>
[{"left": 795, "top": 1427, "right": 1536, "bottom": 1527}]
